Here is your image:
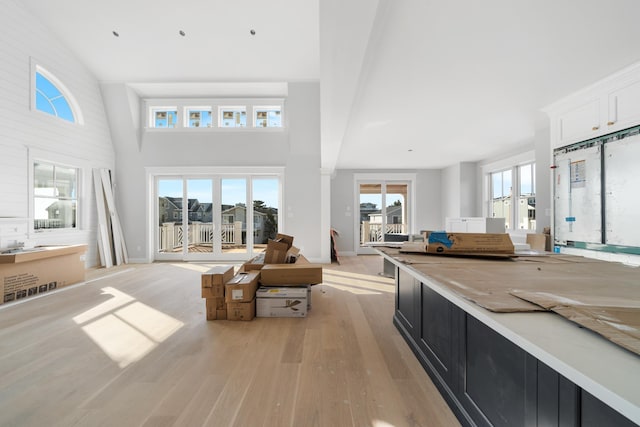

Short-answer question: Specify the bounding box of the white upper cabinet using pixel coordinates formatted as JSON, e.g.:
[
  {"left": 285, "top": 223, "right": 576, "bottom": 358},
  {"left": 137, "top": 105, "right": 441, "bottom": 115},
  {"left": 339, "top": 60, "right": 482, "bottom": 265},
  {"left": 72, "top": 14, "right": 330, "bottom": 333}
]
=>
[
  {"left": 557, "top": 98, "right": 601, "bottom": 145},
  {"left": 544, "top": 62, "right": 640, "bottom": 149},
  {"left": 606, "top": 79, "right": 640, "bottom": 132}
]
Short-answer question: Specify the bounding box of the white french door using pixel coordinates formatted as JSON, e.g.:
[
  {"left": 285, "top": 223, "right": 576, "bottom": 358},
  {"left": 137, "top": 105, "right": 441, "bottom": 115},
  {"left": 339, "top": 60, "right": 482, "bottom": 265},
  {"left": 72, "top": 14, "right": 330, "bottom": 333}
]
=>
[
  {"left": 152, "top": 168, "right": 282, "bottom": 261},
  {"left": 355, "top": 175, "right": 414, "bottom": 255}
]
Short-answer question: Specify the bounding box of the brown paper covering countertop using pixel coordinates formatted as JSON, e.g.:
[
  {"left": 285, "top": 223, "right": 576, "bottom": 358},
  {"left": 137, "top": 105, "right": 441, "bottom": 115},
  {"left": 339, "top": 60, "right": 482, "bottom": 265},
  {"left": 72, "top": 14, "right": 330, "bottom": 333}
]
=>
[{"left": 379, "top": 247, "right": 640, "bottom": 356}]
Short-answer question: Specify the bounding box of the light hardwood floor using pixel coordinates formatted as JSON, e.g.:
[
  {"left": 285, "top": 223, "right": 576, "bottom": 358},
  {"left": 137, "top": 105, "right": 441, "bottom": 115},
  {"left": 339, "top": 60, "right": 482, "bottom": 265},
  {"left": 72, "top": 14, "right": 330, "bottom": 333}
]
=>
[{"left": 0, "top": 255, "right": 459, "bottom": 427}]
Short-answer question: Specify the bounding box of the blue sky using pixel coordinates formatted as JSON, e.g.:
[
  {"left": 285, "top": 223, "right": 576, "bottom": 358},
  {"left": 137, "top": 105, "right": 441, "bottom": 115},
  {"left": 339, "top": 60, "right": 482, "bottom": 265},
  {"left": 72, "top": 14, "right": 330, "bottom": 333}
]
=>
[
  {"left": 158, "top": 178, "right": 279, "bottom": 208},
  {"left": 359, "top": 193, "right": 405, "bottom": 208},
  {"left": 35, "top": 72, "right": 74, "bottom": 122}
]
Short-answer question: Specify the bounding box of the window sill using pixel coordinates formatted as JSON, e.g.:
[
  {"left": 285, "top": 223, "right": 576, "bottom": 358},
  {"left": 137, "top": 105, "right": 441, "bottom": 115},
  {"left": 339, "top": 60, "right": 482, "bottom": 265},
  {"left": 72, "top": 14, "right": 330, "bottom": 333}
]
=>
[{"left": 144, "top": 127, "right": 286, "bottom": 133}]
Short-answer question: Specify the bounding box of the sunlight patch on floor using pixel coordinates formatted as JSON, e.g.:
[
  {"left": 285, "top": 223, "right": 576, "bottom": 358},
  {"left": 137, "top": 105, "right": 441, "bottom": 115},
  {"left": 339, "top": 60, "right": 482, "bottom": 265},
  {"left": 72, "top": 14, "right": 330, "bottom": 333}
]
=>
[
  {"left": 73, "top": 287, "right": 184, "bottom": 368},
  {"left": 323, "top": 271, "right": 394, "bottom": 294}
]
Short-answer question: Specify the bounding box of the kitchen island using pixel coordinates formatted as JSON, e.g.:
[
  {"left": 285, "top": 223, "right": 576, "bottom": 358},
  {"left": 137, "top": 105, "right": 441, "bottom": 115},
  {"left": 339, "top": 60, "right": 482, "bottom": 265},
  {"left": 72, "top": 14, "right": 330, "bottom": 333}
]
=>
[{"left": 378, "top": 248, "right": 639, "bottom": 427}]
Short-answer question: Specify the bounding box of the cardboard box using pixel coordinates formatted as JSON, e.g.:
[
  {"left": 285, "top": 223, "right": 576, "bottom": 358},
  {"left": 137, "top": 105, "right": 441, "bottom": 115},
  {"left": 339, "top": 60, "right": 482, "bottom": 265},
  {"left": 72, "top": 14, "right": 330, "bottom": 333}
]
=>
[
  {"left": 204, "top": 296, "right": 226, "bottom": 320},
  {"left": 205, "top": 298, "right": 217, "bottom": 320},
  {"left": 259, "top": 263, "right": 323, "bottom": 285},
  {"left": 426, "top": 232, "right": 514, "bottom": 255},
  {"left": 256, "top": 286, "right": 308, "bottom": 317},
  {"left": 242, "top": 253, "right": 265, "bottom": 271},
  {"left": 201, "top": 265, "right": 234, "bottom": 298},
  {"left": 526, "top": 234, "right": 547, "bottom": 252},
  {"left": 227, "top": 299, "right": 255, "bottom": 321},
  {"left": 242, "top": 246, "right": 303, "bottom": 272},
  {"left": 264, "top": 239, "right": 289, "bottom": 264},
  {"left": 0, "top": 245, "right": 87, "bottom": 305},
  {"left": 225, "top": 271, "right": 260, "bottom": 303},
  {"left": 275, "top": 233, "right": 294, "bottom": 249}
]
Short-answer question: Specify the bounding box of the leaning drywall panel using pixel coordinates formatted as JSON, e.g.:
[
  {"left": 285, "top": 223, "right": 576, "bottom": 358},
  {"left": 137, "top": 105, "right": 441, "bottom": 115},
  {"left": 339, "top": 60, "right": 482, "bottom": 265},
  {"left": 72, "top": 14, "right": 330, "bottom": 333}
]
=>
[{"left": 605, "top": 134, "right": 640, "bottom": 247}]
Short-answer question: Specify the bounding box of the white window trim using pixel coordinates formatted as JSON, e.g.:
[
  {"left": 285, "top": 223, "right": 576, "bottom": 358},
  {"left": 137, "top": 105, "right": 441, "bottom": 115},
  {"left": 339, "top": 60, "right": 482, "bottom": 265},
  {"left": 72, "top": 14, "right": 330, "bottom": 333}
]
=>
[
  {"left": 27, "top": 147, "right": 91, "bottom": 235},
  {"left": 144, "top": 98, "right": 285, "bottom": 132},
  {"left": 481, "top": 150, "right": 535, "bottom": 232},
  {"left": 353, "top": 173, "right": 417, "bottom": 255},
  {"left": 149, "top": 106, "right": 178, "bottom": 129},
  {"left": 30, "top": 58, "right": 84, "bottom": 125},
  {"left": 183, "top": 106, "right": 213, "bottom": 128},
  {"left": 252, "top": 105, "right": 283, "bottom": 128},
  {"left": 145, "top": 166, "right": 285, "bottom": 263},
  {"left": 218, "top": 106, "right": 248, "bottom": 128}
]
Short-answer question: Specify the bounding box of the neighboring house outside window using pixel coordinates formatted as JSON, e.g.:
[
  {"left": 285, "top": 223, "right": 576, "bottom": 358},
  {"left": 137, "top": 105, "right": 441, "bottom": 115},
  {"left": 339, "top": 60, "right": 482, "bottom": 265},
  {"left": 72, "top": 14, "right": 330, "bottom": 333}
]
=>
[
  {"left": 488, "top": 161, "right": 536, "bottom": 231},
  {"left": 220, "top": 107, "right": 247, "bottom": 127},
  {"left": 33, "top": 161, "right": 78, "bottom": 230},
  {"left": 254, "top": 106, "right": 282, "bottom": 127},
  {"left": 185, "top": 107, "right": 212, "bottom": 128},
  {"left": 151, "top": 108, "right": 178, "bottom": 128}
]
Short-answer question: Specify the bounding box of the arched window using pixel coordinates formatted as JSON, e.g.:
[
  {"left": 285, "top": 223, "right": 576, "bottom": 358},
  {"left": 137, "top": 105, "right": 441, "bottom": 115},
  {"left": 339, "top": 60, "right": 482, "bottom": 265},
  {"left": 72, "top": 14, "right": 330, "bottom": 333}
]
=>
[{"left": 33, "top": 65, "right": 83, "bottom": 124}]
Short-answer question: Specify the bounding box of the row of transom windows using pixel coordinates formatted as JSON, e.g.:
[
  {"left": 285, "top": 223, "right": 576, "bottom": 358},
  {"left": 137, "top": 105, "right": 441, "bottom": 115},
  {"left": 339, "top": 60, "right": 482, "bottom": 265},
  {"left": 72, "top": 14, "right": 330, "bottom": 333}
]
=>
[{"left": 149, "top": 105, "right": 283, "bottom": 129}]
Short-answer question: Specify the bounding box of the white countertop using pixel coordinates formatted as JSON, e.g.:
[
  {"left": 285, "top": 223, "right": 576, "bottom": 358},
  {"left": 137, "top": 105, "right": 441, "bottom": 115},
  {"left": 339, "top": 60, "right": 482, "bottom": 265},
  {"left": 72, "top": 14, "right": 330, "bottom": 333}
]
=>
[{"left": 379, "top": 250, "right": 640, "bottom": 425}]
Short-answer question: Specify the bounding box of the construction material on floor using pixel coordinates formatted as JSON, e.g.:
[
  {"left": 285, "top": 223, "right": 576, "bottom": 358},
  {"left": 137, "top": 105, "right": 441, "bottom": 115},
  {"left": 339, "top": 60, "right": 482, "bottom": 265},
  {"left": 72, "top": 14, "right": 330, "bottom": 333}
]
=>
[{"left": 0, "top": 245, "right": 87, "bottom": 305}]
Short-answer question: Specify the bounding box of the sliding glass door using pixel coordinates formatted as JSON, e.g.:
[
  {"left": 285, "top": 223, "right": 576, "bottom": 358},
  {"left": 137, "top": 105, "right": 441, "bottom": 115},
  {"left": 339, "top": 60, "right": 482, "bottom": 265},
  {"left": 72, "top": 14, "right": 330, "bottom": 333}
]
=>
[{"left": 155, "top": 173, "right": 280, "bottom": 261}]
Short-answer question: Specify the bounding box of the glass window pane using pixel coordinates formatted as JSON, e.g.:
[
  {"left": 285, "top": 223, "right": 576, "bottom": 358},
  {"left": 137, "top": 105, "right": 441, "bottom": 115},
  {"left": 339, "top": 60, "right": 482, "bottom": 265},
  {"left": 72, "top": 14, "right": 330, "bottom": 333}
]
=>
[
  {"left": 492, "top": 172, "right": 502, "bottom": 199},
  {"left": 252, "top": 178, "right": 279, "bottom": 253},
  {"left": 55, "top": 166, "right": 76, "bottom": 198},
  {"left": 491, "top": 170, "right": 512, "bottom": 229},
  {"left": 34, "top": 162, "right": 54, "bottom": 192},
  {"left": 519, "top": 164, "right": 532, "bottom": 195},
  {"left": 36, "top": 72, "right": 62, "bottom": 99},
  {"left": 359, "top": 184, "right": 382, "bottom": 245},
  {"left": 255, "top": 107, "right": 282, "bottom": 127},
  {"left": 503, "top": 170, "right": 512, "bottom": 197},
  {"left": 35, "top": 71, "right": 76, "bottom": 123},
  {"left": 385, "top": 183, "right": 408, "bottom": 237},
  {"left": 221, "top": 179, "right": 247, "bottom": 254},
  {"left": 186, "top": 108, "right": 212, "bottom": 128},
  {"left": 33, "top": 162, "right": 77, "bottom": 230},
  {"left": 51, "top": 97, "right": 74, "bottom": 122},
  {"left": 35, "top": 92, "right": 55, "bottom": 116},
  {"left": 153, "top": 109, "right": 177, "bottom": 128},
  {"left": 220, "top": 107, "right": 247, "bottom": 127},
  {"left": 518, "top": 163, "right": 536, "bottom": 230}
]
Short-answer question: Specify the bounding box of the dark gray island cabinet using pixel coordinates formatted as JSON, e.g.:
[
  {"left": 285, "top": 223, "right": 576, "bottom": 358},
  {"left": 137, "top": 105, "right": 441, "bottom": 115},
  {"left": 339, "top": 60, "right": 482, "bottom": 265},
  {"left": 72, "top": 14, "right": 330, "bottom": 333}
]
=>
[{"left": 388, "top": 255, "right": 639, "bottom": 427}]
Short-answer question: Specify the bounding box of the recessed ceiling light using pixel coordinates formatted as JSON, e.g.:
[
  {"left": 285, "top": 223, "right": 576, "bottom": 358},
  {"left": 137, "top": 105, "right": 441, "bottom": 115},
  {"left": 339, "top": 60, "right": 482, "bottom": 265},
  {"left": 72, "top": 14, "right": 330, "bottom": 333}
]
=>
[
  {"left": 179, "top": 30, "right": 186, "bottom": 36},
  {"left": 112, "top": 30, "right": 119, "bottom": 37},
  {"left": 250, "top": 29, "right": 256, "bottom": 35}
]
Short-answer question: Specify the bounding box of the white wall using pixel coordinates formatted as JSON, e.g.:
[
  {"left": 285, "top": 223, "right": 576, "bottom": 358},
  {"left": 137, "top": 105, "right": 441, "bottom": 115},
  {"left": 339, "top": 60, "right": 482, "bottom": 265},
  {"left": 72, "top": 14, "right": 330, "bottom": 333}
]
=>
[
  {"left": 534, "top": 126, "right": 552, "bottom": 234},
  {"left": 441, "top": 164, "right": 460, "bottom": 225},
  {"left": 0, "top": 0, "right": 115, "bottom": 266},
  {"left": 101, "top": 81, "right": 322, "bottom": 262},
  {"left": 441, "top": 162, "right": 482, "bottom": 224}
]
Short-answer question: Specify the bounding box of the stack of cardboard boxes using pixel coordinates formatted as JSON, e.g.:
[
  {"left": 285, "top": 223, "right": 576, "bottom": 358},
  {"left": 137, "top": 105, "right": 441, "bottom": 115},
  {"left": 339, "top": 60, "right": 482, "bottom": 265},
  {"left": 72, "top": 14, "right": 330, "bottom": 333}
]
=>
[
  {"left": 201, "top": 234, "right": 323, "bottom": 321},
  {"left": 201, "top": 265, "right": 234, "bottom": 320}
]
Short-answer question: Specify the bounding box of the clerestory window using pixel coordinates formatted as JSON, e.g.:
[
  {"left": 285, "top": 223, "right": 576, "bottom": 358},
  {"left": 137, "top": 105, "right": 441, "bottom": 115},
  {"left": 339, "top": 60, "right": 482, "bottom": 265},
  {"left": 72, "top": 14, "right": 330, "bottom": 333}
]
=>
[
  {"left": 254, "top": 107, "right": 282, "bottom": 128},
  {"left": 33, "top": 66, "right": 81, "bottom": 124}
]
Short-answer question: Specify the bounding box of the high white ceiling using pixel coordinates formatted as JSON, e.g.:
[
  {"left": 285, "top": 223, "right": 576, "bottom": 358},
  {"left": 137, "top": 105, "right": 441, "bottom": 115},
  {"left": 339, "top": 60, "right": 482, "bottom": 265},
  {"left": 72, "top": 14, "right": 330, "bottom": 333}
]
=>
[{"left": 21, "top": 0, "right": 640, "bottom": 170}]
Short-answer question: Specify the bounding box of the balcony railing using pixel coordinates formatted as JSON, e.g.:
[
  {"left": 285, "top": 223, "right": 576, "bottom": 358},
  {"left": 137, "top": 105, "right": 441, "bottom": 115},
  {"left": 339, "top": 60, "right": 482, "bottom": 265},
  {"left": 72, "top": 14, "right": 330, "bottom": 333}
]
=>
[
  {"left": 159, "top": 221, "right": 242, "bottom": 252},
  {"left": 360, "top": 221, "right": 406, "bottom": 244}
]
